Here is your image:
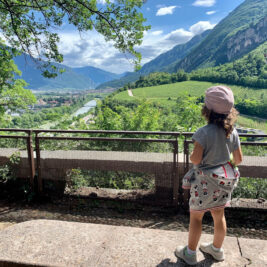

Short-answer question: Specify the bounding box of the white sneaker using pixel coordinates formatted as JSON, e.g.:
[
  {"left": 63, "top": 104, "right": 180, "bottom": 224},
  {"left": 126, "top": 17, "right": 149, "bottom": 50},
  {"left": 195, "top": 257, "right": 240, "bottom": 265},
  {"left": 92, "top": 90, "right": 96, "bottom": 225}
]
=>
[
  {"left": 199, "top": 243, "right": 224, "bottom": 261},
  {"left": 175, "top": 246, "right": 197, "bottom": 265}
]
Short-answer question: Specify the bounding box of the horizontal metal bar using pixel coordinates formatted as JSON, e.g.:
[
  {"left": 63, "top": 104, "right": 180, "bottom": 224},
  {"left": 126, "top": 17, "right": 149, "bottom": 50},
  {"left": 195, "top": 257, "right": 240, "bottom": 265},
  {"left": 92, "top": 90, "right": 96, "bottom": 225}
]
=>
[
  {"left": 0, "top": 128, "right": 265, "bottom": 141},
  {"left": 182, "top": 132, "right": 267, "bottom": 138},
  {"left": 184, "top": 140, "right": 267, "bottom": 146},
  {"left": 0, "top": 128, "right": 265, "bottom": 138},
  {"left": 33, "top": 129, "right": 180, "bottom": 136},
  {"left": 38, "top": 136, "right": 177, "bottom": 143},
  {"left": 0, "top": 128, "right": 31, "bottom": 133},
  {"left": 240, "top": 142, "right": 267, "bottom": 146},
  {"left": 0, "top": 135, "right": 29, "bottom": 139}
]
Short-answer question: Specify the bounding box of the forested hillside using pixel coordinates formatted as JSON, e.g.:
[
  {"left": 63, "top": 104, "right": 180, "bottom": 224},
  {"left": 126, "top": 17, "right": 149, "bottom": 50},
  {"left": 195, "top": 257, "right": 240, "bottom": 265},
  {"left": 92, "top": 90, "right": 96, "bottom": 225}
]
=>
[
  {"left": 97, "top": 0, "right": 267, "bottom": 90},
  {"left": 14, "top": 54, "right": 95, "bottom": 90},
  {"left": 14, "top": 54, "right": 123, "bottom": 90},
  {"left": 190, "top": 42, "right": 267, "bottom": 88},
  {"left": 73, "top": 66, "right": 123, "bottom": 87},
  {"left": 175, "top": 0, "right": 267, "bottom": 72},
  {"left": 96, "top": 31, "right": 209, "bottom": 89},
  {"left": 139, "top": 30, "right": 211, "bottom": 75}
]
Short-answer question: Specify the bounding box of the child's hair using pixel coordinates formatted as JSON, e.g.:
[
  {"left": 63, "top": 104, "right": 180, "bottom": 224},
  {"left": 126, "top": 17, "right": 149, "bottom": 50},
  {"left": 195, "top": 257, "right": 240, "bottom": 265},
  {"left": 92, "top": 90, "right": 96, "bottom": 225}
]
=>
[{"left": 202, "top": 105, "right": 239, "bottom": 137}]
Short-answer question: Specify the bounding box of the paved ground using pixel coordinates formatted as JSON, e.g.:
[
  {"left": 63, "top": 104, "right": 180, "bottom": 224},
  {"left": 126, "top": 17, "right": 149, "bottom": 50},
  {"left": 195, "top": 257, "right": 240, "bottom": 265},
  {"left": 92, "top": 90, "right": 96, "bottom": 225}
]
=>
[
  {"left": 0, "top": 222, "right": 13, "bottom": 231},
  {"left": 0, "top": 220, "right": 266, "bottom": 267}
]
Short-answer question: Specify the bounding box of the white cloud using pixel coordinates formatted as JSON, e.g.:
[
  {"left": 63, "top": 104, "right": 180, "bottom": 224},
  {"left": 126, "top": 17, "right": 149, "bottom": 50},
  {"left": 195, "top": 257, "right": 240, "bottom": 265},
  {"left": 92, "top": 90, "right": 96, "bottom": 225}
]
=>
[
  {"left": 97, "top": 0, "right": 106, "bottom": 4},
  {"left": 156, "top": 6, "right": 178, "bottom": 16},
  {"left": 57, "top": 19, "right": 216, "bottom": 73},
  {"left": 164, "top": 29, "right": 193, "bottom": 43},
  {"left": 58, "top": 31, "right": 131, "bottom": 73},
  {"left": 189, "top": 21, "right": 216, "bottom": 35},
  {"left": 151, "top": 30, "right": 163, "bottom": 36},
  {"left": 193, "top": 0, "right": 216, "bottom": 7},
  {"left": 97, "top": 0, "right": 114, "bottom": 4},
  {"left": 206, "top": 10, "right": 216, "bottom": 15}
]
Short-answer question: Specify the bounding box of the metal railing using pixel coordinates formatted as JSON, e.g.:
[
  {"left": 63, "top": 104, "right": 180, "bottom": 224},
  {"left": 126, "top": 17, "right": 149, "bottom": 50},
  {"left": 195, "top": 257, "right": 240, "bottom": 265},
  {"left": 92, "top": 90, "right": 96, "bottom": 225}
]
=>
[
  {"left": 0, "top": 128, "right": 266, "bottom": 206},
  {"left": 182, "top": 132, "right": 267, "bottom": 173},
  {"left": 34, "top": 129, "right": 180, "bottom": 204},
  {"left": 0, "top": 128, "right": 35, "bottom": 188}
]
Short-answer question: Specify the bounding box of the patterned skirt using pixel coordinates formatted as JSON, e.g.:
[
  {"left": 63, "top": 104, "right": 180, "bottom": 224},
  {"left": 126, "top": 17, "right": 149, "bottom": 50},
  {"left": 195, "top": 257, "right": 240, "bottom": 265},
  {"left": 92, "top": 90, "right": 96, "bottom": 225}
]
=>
[{"left": 182, "top": 163, "right": 240, "bottom": 212}]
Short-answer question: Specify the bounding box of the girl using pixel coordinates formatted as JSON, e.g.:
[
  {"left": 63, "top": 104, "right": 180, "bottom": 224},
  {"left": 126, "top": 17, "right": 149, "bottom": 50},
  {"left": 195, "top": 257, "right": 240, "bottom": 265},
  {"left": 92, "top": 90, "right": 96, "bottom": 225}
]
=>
[{"left": 175, "top": 85, "right": 243, "bottom": 265}]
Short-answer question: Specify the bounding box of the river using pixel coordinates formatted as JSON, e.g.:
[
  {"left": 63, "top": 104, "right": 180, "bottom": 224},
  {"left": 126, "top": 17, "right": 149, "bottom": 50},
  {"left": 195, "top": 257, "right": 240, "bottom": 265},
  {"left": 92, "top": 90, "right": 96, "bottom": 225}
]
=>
[{"left": 73, "top": 100, "right": 97, "bottom": 117}]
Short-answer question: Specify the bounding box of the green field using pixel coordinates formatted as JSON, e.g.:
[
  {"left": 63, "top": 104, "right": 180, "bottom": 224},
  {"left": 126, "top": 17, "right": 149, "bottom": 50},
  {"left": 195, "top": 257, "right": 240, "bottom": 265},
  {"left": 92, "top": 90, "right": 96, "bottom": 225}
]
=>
[
  {"left": 114, "top": 81, "right": 266, "bottom": 102},
  {"left": 237, "top": 115, "right": 267, "bottom": 133},
  {"left": 114, "top": 81, "right": 267, "bottom": 132}
]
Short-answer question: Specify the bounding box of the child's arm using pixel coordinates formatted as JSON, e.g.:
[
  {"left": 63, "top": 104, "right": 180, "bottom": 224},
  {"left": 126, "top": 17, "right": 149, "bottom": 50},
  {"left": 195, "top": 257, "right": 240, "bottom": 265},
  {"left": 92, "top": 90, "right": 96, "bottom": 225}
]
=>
[
  {"left": 232, "top": 146, "right": 243, "bottom": 166},
  {"left": 190, "top": 141, "right": 204, "bottom": 165}
]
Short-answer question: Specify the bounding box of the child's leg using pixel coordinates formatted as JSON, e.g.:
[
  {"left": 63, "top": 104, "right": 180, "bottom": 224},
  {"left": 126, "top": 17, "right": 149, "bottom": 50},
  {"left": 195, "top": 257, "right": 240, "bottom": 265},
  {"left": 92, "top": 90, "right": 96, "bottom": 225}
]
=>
[
  {"left": 211, "top": 208, "right": 226, "bottom": 248},
  {"left": 188, "top": 211, "right": 205, "bottom": 251}
]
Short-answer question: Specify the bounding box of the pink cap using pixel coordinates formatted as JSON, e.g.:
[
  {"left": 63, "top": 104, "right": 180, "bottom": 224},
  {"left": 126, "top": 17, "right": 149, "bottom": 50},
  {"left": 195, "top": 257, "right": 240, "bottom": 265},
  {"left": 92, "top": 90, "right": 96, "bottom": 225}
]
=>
[{"left": 205, "top": 85, "right": 234, "bottom": 114}]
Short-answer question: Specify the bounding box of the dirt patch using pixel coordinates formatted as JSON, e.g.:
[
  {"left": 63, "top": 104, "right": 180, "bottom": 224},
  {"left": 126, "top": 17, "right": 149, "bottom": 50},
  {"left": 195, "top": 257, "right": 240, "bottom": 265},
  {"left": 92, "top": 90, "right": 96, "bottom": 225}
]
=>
[
  {"left": 67, "top": 187, "right": 158, "bottom": 204},
  {"left": 0, "top": 193, "right": 266, "bottom": 241}
]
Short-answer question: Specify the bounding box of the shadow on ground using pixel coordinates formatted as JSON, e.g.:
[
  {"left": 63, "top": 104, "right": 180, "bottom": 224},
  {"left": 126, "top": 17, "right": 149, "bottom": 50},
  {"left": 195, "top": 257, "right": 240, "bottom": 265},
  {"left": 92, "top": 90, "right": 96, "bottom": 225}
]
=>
[
  {"left": 0, "top": 195, "right": 266, "bottom": 240},
  {"left": 157, "top": 253, "right": 218, "bottom": 266}
]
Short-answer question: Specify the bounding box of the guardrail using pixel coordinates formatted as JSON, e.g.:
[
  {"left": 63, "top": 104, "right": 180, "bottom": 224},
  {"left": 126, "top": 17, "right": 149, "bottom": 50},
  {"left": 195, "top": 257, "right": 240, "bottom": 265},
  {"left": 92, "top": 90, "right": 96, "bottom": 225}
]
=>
[
  {"left": 0, "top": 129, "right": 266, "bottom": 206},
  {"left": 34, "top": 130, "right": 180, "bottom": 204},
  {"left": 0, "top": 128, "right": 35, "bottom": 188},
  {"left": 182, "top": 132, "right": 267, "bottom": 173}
]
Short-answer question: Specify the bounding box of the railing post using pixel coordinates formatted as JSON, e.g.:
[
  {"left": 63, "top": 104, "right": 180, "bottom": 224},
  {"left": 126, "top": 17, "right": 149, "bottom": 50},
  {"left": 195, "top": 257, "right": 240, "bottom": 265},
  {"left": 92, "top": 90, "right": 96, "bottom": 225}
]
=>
[
  {"left": 185, "top": 140, "right": 189, "bottom": 173},
  {"left": 183, "top": 136, "right": 187, "bottom": 174},
  {"left": 35, "top": 132, "right": 42, "bottom": 194},
  {"left": 183, "top": 135, "right": 190, "bottom": 209},
  {"left": 26, "top": 130, "right": 35, "bottom": 190},
  {"left": 172, "top": 136, "right": 179, "bottom": 206}
]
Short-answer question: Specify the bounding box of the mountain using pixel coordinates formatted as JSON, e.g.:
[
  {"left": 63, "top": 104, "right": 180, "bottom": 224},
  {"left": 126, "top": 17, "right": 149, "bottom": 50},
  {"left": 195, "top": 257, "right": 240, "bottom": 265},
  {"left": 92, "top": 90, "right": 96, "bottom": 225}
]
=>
[
  {"left": 14, "top": 54, "right": 124, "bottom": 90},
  {"left": 96, "top": 72, "right": 141, "bottom": 89},
  {"left": 14, "top": 54, "right": 95, "bottom": 90},
  {"left": 96, "top": 30, "right": 210, "bottom": 89},
  {"left": 174, "top": 0, "right": 267, "bottom": 72},
  {"left": 140, "top": 30, "right": 211, "bottom": 74},
  {"left": 72, "top": 66, "right": 123, "bottom": 86},
  {"left": 190, "top": 41, "right": 267, "bottom": 88}
]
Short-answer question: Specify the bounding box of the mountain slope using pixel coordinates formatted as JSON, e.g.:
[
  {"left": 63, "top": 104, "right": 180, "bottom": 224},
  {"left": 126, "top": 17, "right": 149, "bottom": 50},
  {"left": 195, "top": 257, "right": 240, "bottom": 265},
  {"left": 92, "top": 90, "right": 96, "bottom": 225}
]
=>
[
  {"left": 14, "top": 54, "right": 95, "bottom": 90},
  {"left": 14, "top": 54, "right": 124, "bottom": 90},
  {"left": 97, "top": 30, "right": 210, "bottom": 89},
  {"left": 174, "top": 0, "right": 267, "bottom": 72},
  {"left": 190, "top": 41, "right": 267, "bottom": 88},
  {"left": 73, "top": 66, "right": 123, "bottom": 86},
  {"left": 140, "top": 30, "right": 211, "bottom": 74}
]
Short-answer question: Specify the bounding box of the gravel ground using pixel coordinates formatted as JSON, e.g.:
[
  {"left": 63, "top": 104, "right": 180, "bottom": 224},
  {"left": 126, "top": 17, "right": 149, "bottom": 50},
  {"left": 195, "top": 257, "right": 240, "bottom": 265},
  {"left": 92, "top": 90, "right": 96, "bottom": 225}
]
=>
[{"left": 0, "top": 195, "right": 266, "bottom": 240}]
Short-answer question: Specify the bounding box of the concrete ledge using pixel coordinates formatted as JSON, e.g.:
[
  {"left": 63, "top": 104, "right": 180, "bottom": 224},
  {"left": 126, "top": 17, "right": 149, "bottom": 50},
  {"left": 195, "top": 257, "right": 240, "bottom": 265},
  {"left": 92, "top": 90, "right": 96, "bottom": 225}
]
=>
[{"left": 1, "top": 220, "right": 265, "bottom": 267}]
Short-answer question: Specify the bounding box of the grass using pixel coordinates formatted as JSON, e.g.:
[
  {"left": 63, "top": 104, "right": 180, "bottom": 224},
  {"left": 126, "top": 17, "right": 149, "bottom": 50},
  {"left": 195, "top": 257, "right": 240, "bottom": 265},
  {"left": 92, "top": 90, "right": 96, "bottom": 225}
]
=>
[
  {"left": 115, "top": 81, "right": 267, "bottom": 133},
  {"left": 237, "top": 115, "right": 267, "bottom": 133},
  {"left": 114, "top": 81, "right": 267, "bottom": 102}
]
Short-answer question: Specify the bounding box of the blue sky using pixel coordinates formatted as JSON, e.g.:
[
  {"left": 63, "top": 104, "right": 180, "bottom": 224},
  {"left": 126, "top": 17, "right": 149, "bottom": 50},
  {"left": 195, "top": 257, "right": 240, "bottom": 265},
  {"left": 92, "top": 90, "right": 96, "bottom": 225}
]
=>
[{"left": 58, "top": 0, "right": 245, "bottom": 74}]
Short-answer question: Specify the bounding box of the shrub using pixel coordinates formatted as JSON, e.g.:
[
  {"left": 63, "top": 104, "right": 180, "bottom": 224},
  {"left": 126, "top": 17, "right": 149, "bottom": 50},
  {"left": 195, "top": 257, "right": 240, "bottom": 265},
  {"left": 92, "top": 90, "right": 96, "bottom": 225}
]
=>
[{"left": 0, "top": 151, "right": 21, "bottom": 184}]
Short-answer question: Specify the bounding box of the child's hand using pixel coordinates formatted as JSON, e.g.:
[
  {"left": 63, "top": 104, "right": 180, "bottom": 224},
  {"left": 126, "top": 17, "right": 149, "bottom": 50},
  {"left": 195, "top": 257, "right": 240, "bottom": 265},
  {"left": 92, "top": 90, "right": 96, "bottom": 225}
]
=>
[
  {"left": 230, "top": 153, "right": 238, "bottom": 170},
  {"left": 230, "top": 153, "right": 235, "bottom": 166}
]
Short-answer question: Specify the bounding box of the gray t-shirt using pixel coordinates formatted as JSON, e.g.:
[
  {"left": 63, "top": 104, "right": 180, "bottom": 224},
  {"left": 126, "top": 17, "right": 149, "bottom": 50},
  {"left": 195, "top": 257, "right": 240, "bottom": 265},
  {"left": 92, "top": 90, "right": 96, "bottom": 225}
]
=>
[{"left": 192, "top": 124, "right": 240, "bottom": 168}]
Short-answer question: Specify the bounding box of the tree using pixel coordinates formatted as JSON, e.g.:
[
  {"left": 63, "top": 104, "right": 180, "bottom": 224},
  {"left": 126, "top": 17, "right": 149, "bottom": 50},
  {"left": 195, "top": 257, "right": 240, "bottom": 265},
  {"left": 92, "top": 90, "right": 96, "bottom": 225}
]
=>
[
  {"left": 0, "top": 0, "right": 150, "bottom": 76},
  {"left": 0, "top": 42, "right": 36, "bottom": 122},
  {"left": 0, "top": 0, "right": 149, "bottom": 123}
]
